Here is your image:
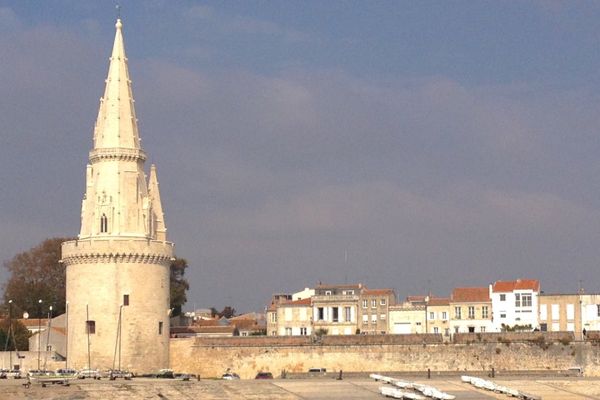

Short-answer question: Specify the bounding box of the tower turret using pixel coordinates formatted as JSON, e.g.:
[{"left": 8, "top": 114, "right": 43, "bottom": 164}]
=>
[{"left": 62, "top": 19, "right": 174, "bottom": 373}]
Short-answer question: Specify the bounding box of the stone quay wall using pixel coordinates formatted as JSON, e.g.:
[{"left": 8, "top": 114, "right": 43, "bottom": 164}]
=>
[{"left": 169, "top": 333, "right": 600, "bottom": 379}]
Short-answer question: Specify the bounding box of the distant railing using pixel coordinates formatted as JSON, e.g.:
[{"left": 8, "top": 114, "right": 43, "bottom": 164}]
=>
[{"left": 312, "top": 295, "right": 359, "bottom": 302}]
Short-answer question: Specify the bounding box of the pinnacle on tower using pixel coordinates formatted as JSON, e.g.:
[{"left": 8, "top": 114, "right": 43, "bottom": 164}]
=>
[{"left": 149, "top": 164, "right": 167, "bottom": 241}]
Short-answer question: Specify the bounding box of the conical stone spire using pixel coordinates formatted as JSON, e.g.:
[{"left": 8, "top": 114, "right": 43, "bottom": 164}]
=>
[
  {"left": 79, "top": 19, "right": 159, "bottom": 239},
  {"left": 92, "top": 18, "right": 143, "bottom": 154}
]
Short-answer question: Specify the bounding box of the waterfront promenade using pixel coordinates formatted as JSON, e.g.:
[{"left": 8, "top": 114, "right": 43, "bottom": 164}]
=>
[{"left": 2, "top": 376, "right": 600, "bottom": 399}]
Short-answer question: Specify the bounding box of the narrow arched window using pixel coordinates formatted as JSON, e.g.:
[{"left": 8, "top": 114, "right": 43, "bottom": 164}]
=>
[{"left": 100, "top": 213, "right": 108, "bottom": 233}]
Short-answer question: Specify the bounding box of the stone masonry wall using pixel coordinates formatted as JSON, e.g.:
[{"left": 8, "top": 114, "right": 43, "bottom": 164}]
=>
[
  {"left": 0, "top": 351, "right": 65, "bottom": 372},
  {"left": 170, "top": 335, "right": 600, "bottom": 379}
]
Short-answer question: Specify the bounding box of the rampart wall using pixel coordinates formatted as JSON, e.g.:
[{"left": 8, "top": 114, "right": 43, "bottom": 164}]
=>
[{"left": 170, "top": 333, "right": 600, "bottom": 378}]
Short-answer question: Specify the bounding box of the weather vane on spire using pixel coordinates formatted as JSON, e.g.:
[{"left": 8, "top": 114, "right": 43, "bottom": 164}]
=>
[{"left": 116, "top": 3, "right": 121, "bottom": 19}]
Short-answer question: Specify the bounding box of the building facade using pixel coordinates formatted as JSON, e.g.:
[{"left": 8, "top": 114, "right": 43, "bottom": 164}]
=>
[
  {"left": 61, "top": 19, "right": 174, "bottom": 373},
  {"left": 276, "top": 298, "right": 313, "bottom": 336},
  {"left": 490, "top": 279, "right": 540, "bottom": 332},
  {"left": 425, "top": 297, "right": 451, "bottom": 338},
  {"left": 581, "top": 294, "right": 600, "bottom": 333},
  {"left": 312, "top": 284, "right": 360, "bottom": 335},
  {"left": 538, "top": 294, "right": 581, "bottom": 337},
  {"left": 388, "top": 302, "right": 426, "bottom": 334},
  {"left": 358, "top": 289, "right": 396, "bottom": 334},
  {"left": 538, "top": 293, "right": 600, "bottom": 340},
  {"left": 449, "top": 287, "right": 492, "bottom": 334}
]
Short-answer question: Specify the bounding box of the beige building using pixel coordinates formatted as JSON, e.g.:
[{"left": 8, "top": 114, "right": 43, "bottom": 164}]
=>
[
  {"left": 539, "top": 294, "right": 580, "bottom": 335},
  {"left": 28, "top": 314, "right": 67, "bottom": 360},
  {"left": 358, "top": 288, "right": 396, "bottom": 334},
  {"left": 277, "top": 298, "right": 313, "bottom": 336},
  {"left": 61, "top": 19, "right": 174, "bottom": 373},
  {"left": 449, "top": 287, "right": 492, "bottom": 334},
  {"left": 267, "top": 284, "right": 397, "bottom": 336},
  {"left": 425, "top": 297, "right": 451, "bottom": 338},
  {"left": 266, "top": 293, "right": 292, "bottom": 336},
  {"left": 312, "top": 284, "right": 360, "bottom": 335},
  {"left": 388, "top": 302, "right": 426, "bottom": 334}
]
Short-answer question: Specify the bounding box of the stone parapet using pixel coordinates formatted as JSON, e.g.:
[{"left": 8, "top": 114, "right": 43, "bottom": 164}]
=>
[
  {"left": 453, "top": 331, "right": 575, "bottom": 344},
  {"left": 189, "top": 334, "right": 442, "bottom": 348},
  {"left": 170, "top": 338, "right": 596, "bottom": 379},
  {"left": 61, "top": 238, "right": 173, "bottom": 266}
]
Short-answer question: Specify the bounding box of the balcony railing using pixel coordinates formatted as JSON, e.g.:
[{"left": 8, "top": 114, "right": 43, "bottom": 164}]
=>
[{"left": 312, "top": 295, "right": 359, "bottom": 302}]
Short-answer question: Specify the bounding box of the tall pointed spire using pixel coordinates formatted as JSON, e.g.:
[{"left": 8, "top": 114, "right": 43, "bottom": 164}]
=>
[
  {"left": 91, "top": 18, "right": 144, "bottom": 155},
  {"left": 79, "top": 19, "right": 159, "bottom": 239},
  {"left": 148, "top": 164, "right": 167, "bottom": 241}
]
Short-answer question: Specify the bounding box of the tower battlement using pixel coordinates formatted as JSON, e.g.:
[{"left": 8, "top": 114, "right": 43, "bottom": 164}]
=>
[{"left": 62, "top": 238, "right": 173, "bottom": 266}]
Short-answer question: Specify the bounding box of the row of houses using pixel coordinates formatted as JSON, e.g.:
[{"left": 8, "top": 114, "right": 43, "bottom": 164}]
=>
[
  {"left": 266, "top": 283, "right": 396, "bottom": 336},
  {"left": 266, "top": 279, "right": 600, "bottom": 340}
]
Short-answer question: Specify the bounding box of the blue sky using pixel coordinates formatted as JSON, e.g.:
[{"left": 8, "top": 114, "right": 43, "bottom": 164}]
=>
[{"left": 2, "top": 1, "right": 600, "bottom": 312}]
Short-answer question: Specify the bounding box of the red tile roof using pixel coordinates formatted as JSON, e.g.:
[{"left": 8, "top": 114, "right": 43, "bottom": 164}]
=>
[
  {"left": 266, "top": 304, "right": 278, "bottom": 312},
  {"left": 492, "top": 279, "right": 540, "bottom": 293},
  {"left": 231, "top": 318, "right": 264, "bottom": 331},
  {"left": 427, "top": 297, "right": 450, "bottom": 306},
  {"left": 451, "top": 287, "right": 490, "bottom": 303},
  {"left": 406, "top": 295, "right": 427, "bottom": 303},
  {"left": 194, "top": 318, "right": 222, "bottom": 327},
  {"left": 287, "top": 298, "right": 312, "bottom": 306},
  {"left": 363, "top": 289, "right": 395, "bottom": 296}
]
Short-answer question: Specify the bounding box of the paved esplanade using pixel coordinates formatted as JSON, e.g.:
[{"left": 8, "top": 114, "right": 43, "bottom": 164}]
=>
[{"left": 2, "top": 377, "right": 600, "bottom": 399}]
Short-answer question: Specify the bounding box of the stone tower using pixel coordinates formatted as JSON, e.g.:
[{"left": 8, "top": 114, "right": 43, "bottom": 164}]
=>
[{"left": 61, "top": 19, "right": 174, "bottom": 373}]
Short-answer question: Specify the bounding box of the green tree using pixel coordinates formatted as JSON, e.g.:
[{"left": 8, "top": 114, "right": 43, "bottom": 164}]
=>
[
  {"left": 2, "top": 238, "right": 72, "bottom": 317},
  {"left": 219, "top": 306, "right": 236, "bottom": 319},
  {"left": 169, "top": 257, "right": 190, "bottom": 317},
  {"left": 209, "top": 306, "right": 237, "bottom": 318},
  {"left": 0, "top": 318, "right": 30, "bottom": 351}
]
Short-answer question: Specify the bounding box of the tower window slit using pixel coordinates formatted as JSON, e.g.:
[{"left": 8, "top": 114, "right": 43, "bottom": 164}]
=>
[{"left": 100, "top": 213, "right": 108, "bottom": 233}]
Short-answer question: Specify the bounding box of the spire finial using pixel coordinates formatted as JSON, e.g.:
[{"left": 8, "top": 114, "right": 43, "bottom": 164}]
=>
[{"left": 115, "top": 4, "right": 122, "bottom": 29}]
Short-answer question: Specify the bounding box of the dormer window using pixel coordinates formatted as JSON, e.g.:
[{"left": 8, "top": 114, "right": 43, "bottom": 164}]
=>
[{"left": 100, "top": 213, "right": 108, "bottom": 233}]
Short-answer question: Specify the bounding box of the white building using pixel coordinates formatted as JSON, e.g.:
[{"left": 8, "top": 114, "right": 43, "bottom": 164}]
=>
[
  {"left": 490, "top": 279, "right": 540, "bottom": 331},
  {"left": 292, "top": 288, "right": 315, "bottom": 301},
  {"left": 581, "top": 294, "right": 600, "bottom": 332}
]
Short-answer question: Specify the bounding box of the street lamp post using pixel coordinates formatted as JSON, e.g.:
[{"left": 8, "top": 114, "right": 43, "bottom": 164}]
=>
[
  {"left": 8, "top": 300, "right": 13, "bottom": 370},
  {"left": 65, "top": 301, "right": 69, "bottom": 369},
  {"left": 37, "top": 299, "right": 42, "bottom": 371},
  {"left": 44, "top": 305, "right": 53, "bottom": 371}
]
